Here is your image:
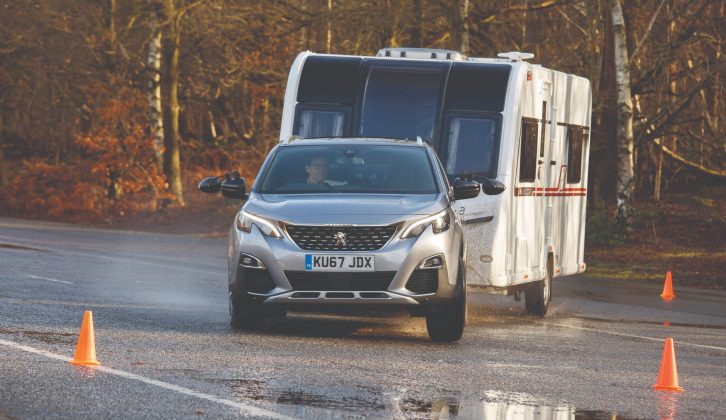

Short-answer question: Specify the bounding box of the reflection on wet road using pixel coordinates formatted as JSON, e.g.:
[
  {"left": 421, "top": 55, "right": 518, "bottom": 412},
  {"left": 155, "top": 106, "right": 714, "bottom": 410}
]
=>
[
  {"left": 221, "top": 378, "right": 642, "bottom": 419},
  {"left": 0, "top": 218, "right": 724, "bottom": 419}
]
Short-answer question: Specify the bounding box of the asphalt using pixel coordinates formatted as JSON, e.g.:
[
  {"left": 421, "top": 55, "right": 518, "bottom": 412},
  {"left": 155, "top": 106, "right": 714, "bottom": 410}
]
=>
[{"left": 0, "top": 217, "right": 724, "bottom": 419}]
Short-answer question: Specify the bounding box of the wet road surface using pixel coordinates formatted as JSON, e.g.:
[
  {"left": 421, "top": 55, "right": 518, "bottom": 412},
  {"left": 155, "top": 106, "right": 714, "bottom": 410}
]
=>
[{"left": 0, "top": 217, "right": 724, "bottom": 419}]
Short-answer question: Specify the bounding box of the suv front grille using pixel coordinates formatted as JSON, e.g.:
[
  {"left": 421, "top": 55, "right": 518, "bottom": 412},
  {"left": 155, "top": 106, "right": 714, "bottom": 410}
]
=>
[
  {"left": 285, "top": 224, "right": 397, "bottom": 251},
  {"left": 285, "top": 271, "right": 395, "bottom": 291}
]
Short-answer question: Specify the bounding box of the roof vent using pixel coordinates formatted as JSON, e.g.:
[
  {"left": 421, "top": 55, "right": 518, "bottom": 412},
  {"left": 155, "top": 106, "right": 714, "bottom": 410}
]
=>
[
  {"left": 497, "top": 52, "right": 534, "bottom": 61},
  {"left": 377, "top": 48, "right": 466, "bottom": 61}
]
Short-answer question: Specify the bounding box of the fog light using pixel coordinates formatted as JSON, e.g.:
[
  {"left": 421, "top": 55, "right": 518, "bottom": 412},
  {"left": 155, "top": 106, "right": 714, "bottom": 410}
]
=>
[
  {"left": 239, "top": 253, "right": 264, "bottom": 268},
  {"left": 420, "top": 254, "right": 445, "bottom": 269}
]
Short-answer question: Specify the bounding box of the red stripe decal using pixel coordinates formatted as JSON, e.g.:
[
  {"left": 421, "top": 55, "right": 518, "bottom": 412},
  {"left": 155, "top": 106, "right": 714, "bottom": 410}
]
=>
[{"left": 515, "top": 188, "right": 587, "bottom": 197}]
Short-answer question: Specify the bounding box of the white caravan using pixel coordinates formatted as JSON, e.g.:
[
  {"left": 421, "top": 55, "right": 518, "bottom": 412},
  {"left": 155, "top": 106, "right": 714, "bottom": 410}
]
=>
[{"left": 278, "top": 48, "right": 591, "bottom": 315}]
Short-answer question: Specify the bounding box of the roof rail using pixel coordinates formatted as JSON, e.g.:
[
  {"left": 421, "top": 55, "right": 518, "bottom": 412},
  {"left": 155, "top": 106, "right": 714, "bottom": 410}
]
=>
[
  {"left": 497, "top": 51, "right": 534, "bottom": 61},
  {"left": 377, "top": 48, "right": 466, "bottom": 61}
]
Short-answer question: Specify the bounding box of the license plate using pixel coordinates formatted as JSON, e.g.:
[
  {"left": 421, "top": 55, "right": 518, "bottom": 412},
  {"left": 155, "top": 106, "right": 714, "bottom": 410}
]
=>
[{"left": 305, "top": 255, "right": 374, "bottom": 271}]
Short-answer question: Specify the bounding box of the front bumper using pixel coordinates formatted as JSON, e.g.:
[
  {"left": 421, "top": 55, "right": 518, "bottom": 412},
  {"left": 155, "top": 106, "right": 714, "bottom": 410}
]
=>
[{"left": 227, "top": 221, "right": 462, "bottom": 312}]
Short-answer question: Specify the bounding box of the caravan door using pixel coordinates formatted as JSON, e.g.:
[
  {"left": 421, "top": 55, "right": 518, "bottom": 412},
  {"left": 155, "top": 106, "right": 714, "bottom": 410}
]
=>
[
  {"left": 513, "top": 74, "right": 555, "bottom": 283},
  {"left": 440, "top": 112, "right": 503, "bottom": 285}
]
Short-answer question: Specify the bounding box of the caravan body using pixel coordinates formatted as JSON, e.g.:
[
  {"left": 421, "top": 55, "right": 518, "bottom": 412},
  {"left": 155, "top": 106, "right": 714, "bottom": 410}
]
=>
[{"left": 279, "top": 48, "right": 591, "bottom": 292}]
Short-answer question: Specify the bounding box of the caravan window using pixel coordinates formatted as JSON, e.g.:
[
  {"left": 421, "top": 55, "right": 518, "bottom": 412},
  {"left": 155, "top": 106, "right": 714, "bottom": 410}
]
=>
[
  {"left": 442, "top": 115, "right": 500, "bottom": 179},
  {"left": 566, "top": 126, "right": 585, "bottom": 183},
  {"left": 358, "top": 65, "right": 445, "bottom": 140},
  {"left": 294, "top": 107, "right": 349, "bottom": 138},
  {"left": 519, "top": 118, "right": 539, "bottom": 182}
]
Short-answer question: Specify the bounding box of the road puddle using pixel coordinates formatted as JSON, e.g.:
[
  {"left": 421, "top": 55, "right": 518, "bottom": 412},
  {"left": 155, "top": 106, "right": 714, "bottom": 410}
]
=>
[
  {"left": 0, "top": 242, "right": 48, "bottom": 252},
  {"left": 571, "top": 315, "right": 726, "bottom": 330},
  {"left": 0, "top": 326, "right": 75, "bottom": 345},
  {"left": 219, "top": 379, "right": 639, "bottom": 419}
]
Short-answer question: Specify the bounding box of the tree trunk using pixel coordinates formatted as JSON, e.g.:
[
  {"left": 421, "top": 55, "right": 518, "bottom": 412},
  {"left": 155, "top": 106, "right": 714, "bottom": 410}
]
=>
[
  {"left": 383, "top": 0, "right": 402, "bottom": 48},
  {"left": 609, "top": 0, "right": 634, "bottom": 237},
  {"left": 103, "top": 0, "right": 118, "bottom": 69},
  {"left": 459, "top": 0, "right": 470, "bottom": 55},
  {"left": 326, "top": 0, "right": 332, "bottom": 53},
  {"left": 148, "top": 13, "right": 164, "bottom": 164},
  {"left": 411, "top": 0, "right": 425, "bottom": 48},
  {"left": 596, "top": 0, "right": 618, "bottom": 206},
  {"left": 105, "top": 0, "right": 123, "bottom": 200},
  {"left": 0, "top": 84, "right": 6, "bottom": 187},
  {"left": 654, "top": 146, "right": 662, "bottom": 201},
  {"left": 298, "top": 0, "right": 308, "bottom": 51},
  {"left": 521, "top": 0, "right": 527, "bottom": 51},
  {"left": 0, "top": 140, "right": 6, "bottom": 188},
  {"left": 160, "top": 0, "right": 185, "bottom": 207}
]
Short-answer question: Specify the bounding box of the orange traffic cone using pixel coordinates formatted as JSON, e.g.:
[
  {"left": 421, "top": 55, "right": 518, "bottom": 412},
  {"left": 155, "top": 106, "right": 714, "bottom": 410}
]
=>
[
  {"left": 660, "top": 271, "right": 676, "bottom": 301},
  {"left": 653, "top": 337, "right": 683, "bottom": 392},
  {"left": 70, "top": 311, "right": 100, "bottom": 366}
]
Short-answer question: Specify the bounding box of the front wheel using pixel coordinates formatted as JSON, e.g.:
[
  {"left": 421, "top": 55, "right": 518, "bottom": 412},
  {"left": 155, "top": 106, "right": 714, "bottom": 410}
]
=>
[
  {"left": 426, "top": 258, "right": 467, "bottom": 342},
  {"left": 229, "top": 290, "right": 264, "bottom": 330},
  {"left": 525, "top": 258, "right": 552, "bottom": 317}
]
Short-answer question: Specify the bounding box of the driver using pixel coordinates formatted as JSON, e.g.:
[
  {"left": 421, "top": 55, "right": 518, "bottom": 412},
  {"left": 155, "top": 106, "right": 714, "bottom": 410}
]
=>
[{"left": 305, "top": 156, "right": 329, "bottom": 186}]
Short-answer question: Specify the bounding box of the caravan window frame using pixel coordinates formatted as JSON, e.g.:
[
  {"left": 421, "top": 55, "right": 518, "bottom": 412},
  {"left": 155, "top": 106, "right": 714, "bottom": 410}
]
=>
[
  {"left": 292, "top": 103, "right": 352, "bottom": 138},
  {"left": 518, "top": 117, "right": 539, "bottom": 183},
  {"left": 565, "top": 125, "right": 586, "bottom": 184}
]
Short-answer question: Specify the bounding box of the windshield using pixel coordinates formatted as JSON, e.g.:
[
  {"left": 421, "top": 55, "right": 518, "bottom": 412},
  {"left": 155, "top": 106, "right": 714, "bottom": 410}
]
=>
[{"left": 258, "top": 144, "right": 439, "bottom": 195}]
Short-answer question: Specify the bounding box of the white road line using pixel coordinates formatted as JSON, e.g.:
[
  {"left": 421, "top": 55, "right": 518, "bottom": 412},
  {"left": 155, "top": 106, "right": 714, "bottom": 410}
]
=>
[
  {"left": 26, "top": 275, "right": 73, "bottom": 285},
  {"left": 0, "top": 338, "right": 294, "bottom": 419},
  {"left": 537, "top": 321, "right": 726, "bottom": 352}
]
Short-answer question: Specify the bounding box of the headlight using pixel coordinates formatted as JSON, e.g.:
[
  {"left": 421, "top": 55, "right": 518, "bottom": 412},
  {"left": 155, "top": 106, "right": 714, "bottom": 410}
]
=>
[
  {"left": 400, "top": 210, "right": 450, "bottom": 238},
  {"left": 236, "top": 210, "right": 282, "bottom": 238}
]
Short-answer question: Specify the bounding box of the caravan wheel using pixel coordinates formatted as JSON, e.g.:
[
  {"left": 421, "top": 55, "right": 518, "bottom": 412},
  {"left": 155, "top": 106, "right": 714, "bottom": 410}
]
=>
[{"left": 525, "top": 257, "right": 552, "bottom": 316}]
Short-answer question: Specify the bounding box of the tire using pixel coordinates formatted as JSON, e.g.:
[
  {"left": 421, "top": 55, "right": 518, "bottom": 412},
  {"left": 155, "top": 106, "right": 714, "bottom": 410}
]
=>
[
  {"left": 525, "top": 256, "right": 552, "bottom": 317},
  {"left": 426, "top": 257, "right": 467, "bottom": 342},
  {"left": 229, "top": 290, "right": 265, "bottom": 330}
]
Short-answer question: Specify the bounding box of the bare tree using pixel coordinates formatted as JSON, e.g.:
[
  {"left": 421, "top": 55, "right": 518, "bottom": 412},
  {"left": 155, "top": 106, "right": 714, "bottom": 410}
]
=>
[
  {"left": 459, "top": 0, "right": 470, "bottom": 54},
  {"left": 0, "top": 150, "right": 6, "bottom": 187},
  {"left": 147, "top": 8, "right": 164, "bottom": 164},
  {"left": 158, "top": 0, "right": 185, "bottom": 207},
  {"left": 609, "top": 0, "right": 634, "bottom": 236}
]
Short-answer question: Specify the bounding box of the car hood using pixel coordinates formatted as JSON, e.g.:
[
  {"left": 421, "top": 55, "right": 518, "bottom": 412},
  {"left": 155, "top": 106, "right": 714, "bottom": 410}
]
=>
[{"left": 244, "top": 193, "right": 446, "bottom": 225}]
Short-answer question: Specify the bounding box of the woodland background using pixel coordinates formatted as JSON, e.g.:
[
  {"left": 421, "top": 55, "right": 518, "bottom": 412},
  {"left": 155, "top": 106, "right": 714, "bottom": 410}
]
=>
[{"left": 0, "top": 1, "right": 724, "bottom": 286}]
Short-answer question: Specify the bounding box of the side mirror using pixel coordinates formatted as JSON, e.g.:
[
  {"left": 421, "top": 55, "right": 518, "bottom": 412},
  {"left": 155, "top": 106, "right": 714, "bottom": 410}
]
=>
[
  {"left": 198, "top": 177, "right": 222, "bottom": 193},
  {"left": 221, "top": 177, "right": 247, "bottom": 200},
  {"left": 481, "top": 179, "right": 506, "bottom": 195},
  {"left": 452, "top": 179, "right": 480, "bottom": 200}
]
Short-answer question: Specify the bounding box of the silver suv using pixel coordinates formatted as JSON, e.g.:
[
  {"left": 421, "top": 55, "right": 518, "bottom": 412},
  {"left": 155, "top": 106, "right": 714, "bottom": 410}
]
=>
[{"left": 199, "top": 138, "right": 480, "bottom": 342}]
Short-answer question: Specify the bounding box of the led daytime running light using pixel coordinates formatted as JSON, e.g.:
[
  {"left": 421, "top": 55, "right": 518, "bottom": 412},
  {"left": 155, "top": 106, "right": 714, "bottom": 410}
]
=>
[
  {"left": 400, "top": 210, "right": 450, "bottom": 238},
  {"left": 236, "top": 210, "right": 282, "bottom": 238}
]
